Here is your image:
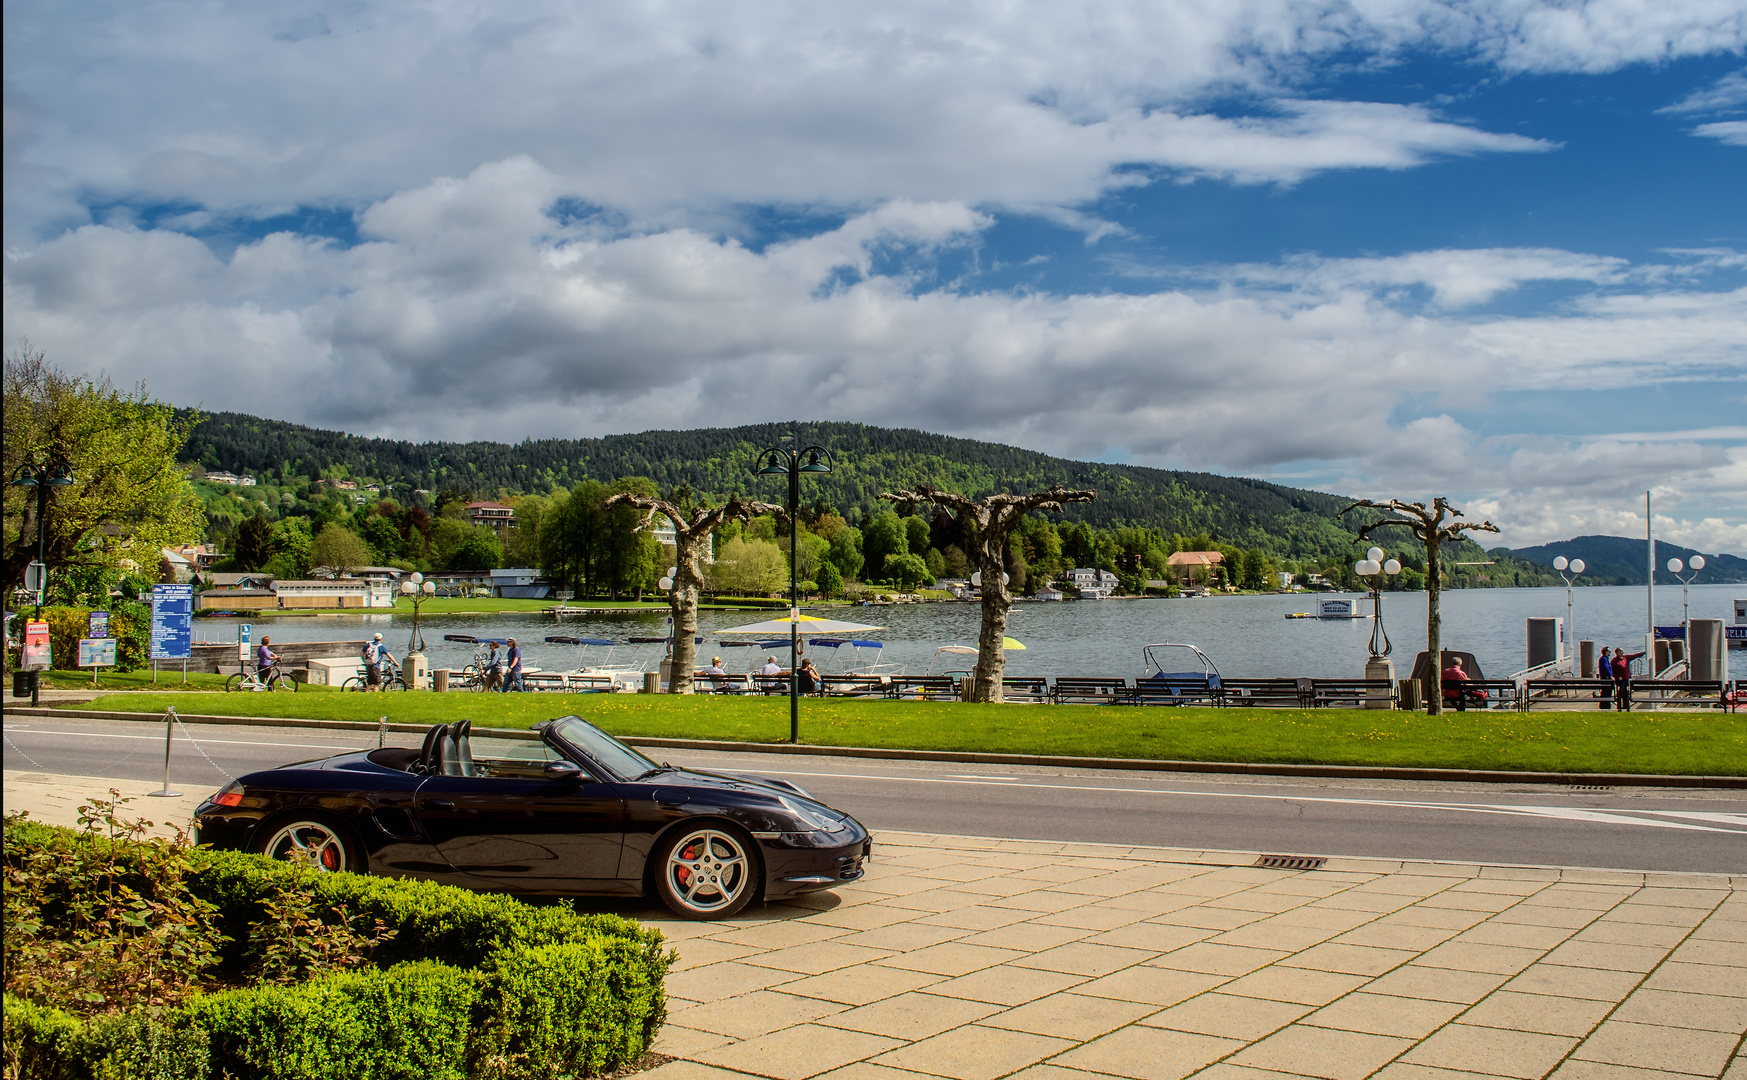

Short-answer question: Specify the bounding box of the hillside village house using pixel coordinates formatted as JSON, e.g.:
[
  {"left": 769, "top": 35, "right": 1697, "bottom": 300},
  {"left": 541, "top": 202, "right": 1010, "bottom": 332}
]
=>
[
  {"left": 466, "top": 501, "right": 515, "bottom": 541},
  {"left": 204, "top": 471, "right": 256, "bottom": 486},
  {"left": 316, "top": 477, "right": 359, "bottom": 491},
  {"left": 1067, "top": 567, "right": 1118, "bottom": 599},
  {"left": 1167, "top": 550, "right": 1225, "bottom": 586}
]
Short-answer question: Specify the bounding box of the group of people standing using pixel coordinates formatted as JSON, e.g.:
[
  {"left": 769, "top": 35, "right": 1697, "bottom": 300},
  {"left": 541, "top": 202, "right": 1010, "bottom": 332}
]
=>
[
  {"left": 1595, "top": 645, "right": 1644, "bottom": 711},
  {"left": 477, "top": 638, "right": 524, "bottom": 692}
]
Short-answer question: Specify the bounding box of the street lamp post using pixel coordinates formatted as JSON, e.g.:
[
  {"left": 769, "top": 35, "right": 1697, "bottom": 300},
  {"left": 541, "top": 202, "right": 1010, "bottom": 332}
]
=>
[
  {"left": 398, "top": 572, "right": 437, "bottom": 687},
  {"left": 1666, "top": 556, "right": 1705, "bottom": 636},
  {"left": 10, "top": 458, "right": 75, "bottom": 706},
  {"left": 1353, "top": 546, "right": 1400, "bottom": 708},
  {"left": 1551, "top": 556, "right": 1586, "bottom": 671},
  {"left": 755, "top": 435, "right": 833, "bottom": 743}
]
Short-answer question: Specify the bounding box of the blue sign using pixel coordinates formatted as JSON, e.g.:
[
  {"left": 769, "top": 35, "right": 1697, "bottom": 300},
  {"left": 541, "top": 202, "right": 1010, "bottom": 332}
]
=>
[
  {"left": 150, "top": 583, "right": 193, "bottom": 660},
  {"left": 88, "top": 610, "right": 110, "bottom": 639}
]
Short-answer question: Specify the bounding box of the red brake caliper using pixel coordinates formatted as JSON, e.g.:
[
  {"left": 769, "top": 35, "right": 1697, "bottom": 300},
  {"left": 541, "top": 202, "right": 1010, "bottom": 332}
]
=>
[{"left": 676, "top": 840, "right": 697, "bottom": 888}]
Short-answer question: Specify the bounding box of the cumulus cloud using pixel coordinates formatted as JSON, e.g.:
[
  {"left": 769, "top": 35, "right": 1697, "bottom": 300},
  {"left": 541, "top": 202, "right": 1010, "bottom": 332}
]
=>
[
  {"left": 1692, "top": 120, "right": 1747, "bottom": 145},
  {"left": 6, "top": 159, "right": 1743, "bottom": 547}
]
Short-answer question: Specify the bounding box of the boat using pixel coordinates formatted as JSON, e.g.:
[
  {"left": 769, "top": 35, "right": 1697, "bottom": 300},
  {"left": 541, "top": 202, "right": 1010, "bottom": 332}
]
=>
[
  {"left": 1734, "top": 599, "right": 1747, "bottom": 648},
  {"left": 810, "top": 638, "right": 903, "bottom": 678},
  {"left": 1131, "top": 643, "right": 1222, "bottom": 704}
]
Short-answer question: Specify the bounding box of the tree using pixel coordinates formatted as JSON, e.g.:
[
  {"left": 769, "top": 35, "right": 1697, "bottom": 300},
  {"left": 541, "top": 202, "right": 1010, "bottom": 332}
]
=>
[
  {"left": 448, "top": 526, "right": 504, "bottom": 573},
  {"left": 903, "top": 515, "right": 931, "bottom": 558},
  {"left": 361, "top": 515, "right": 402, "bottom": 561},
  {"left": 3, "top": 346, "right": 205, "bottom": 597},
  {"left": 605, "top": 492, "right": 782, "bottom": 693},
  {"left": 268, "top": 517, "right": 314, "bottom": 579},
  {"left": 709, "top": 537, "right": 786, "bottom": 596},
  {"left": 882, "top": 483, "right": 1096, "bottom": 702},
  {"left": 828, "top": 527, "right": 864, "bottom": 581},
  {"left": 885, "top": 552, "right": 931, "bottom": 591},
  {"left": 312, "top": 523, "right": 372, "bottom": 577},
  {"left": 817, "top": 561, "right": 844, "bottom": 599},
  {"left": 235, "top": 512, "right": 274, "bottom": 571},
  {"left": 1344, "top": 497, "right": 1499, "bottom": 715},
  {"left": 862, "top": 511, "right": 908, "bottom": 581}
]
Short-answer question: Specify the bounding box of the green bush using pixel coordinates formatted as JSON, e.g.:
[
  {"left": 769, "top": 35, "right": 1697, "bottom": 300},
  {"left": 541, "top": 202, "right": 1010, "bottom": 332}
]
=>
[{"left": 4, "top": 818, "right": 673, "bottom": 1080}]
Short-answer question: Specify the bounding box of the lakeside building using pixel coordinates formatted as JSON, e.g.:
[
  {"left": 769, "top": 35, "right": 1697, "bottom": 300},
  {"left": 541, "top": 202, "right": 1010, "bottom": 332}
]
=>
[
  {"left": 271, "top": 578, "right": 393, "bottom": 608},
  {"left": 1166, "top": 550, "right": 1224, "bottom": 586},
  {"left": 491, "top": 568, "right": 551, "bottom": 599},
  {"left": 466, "top": 501, "right": 516, "bottom": 541},
  {"left": 1067, "top": 567, "right": 1118, "bottom": 599}
]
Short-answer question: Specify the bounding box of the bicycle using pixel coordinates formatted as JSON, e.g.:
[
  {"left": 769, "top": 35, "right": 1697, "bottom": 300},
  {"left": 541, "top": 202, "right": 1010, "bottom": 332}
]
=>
[
  {"left": 343, "top": 658, "right": 409, "bottom": 692},
  {"left": 226, "top": 663, "right": 299, "bottom": 693}
]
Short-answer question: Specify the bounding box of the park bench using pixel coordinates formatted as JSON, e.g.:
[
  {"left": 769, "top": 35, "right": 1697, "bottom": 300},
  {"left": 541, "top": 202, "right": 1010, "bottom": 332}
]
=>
[
  {"left": 1627, "top": 679, "right": 1726, "bottom": 710},
  {"left": 520, "top": 672, "right": 615, "bottom": 693},
  {"left": 1437, "top": 678, "right": 1523, "bottom": 711},
  {"left": 1051, "top": 677, "right": 1132, "bottom": 704},
  {"left": 1525, "top": 678, "right": 1619, "bottom": 710},
  {"left": 750, "top": 674, "right": 791, "bottom": 696},
  {"left": 1219, "top": 678, "right": 1306, "bottom": 707},
  {"left": 1310, "top": 678, "right": 1395, "bottom": 709},
  {"left": 993, "top": 677, "right": 1049, "bottom": 703},
  {"left": 890, "top": 676, "right": 959, "bottom": 700},
  {"left": 821, "top": 674, "right": 894, "bottom": 698},
  {"left": 1126, "top": 677, "right": 1222, "bottom": 706}
]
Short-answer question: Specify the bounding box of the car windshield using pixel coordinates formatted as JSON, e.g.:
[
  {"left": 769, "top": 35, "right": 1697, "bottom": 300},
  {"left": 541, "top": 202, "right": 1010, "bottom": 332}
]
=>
[{"left": 548, "top": 715, "right": 659, "bottom": 781}]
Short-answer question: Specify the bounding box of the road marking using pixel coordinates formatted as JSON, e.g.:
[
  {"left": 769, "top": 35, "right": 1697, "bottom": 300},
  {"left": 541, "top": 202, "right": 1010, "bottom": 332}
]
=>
[
  {"left": 2, "top": 728, "right": 363, "bottom": 753},
  {"left": 730, "top": 767, "right": 1747, "bottom": 835}
]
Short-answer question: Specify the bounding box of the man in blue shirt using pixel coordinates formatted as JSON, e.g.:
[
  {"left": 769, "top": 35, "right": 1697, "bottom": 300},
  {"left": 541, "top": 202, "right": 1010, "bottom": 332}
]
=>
[
  {"left": 503, "top": 637, "right": 524, "bottom": 692},
  {"left": 364, "top": 633, "right": 395, "bottom": 691}
]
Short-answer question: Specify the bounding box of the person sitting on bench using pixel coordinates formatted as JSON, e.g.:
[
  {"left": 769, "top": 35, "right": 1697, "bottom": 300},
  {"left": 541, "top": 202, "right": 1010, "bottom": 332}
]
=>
[{"left": 1441, "top": 656, "right": 1485, "bottom": 711}]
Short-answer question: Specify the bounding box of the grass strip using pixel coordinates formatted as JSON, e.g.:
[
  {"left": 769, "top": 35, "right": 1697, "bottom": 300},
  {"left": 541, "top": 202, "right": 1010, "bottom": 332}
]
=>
[{"left": 60, "top": 691, "right": 1746, "bottom": 776}]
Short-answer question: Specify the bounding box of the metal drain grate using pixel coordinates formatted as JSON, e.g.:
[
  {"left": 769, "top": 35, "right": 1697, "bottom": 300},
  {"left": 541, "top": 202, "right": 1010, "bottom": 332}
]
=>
[
  {"left": 1567, "top": 784, "right": 1614, "bottom": 792},
  {"left": 1254, "top": 854, "right": 1327, "bottom": 871}
]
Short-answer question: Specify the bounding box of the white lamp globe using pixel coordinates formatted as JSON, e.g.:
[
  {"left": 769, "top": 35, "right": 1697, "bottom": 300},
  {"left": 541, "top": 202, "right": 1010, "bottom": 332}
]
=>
[
  {"left": 1570, "top": 559, "right": 1584, "bottom": 574},
  {"left": 1553, "top": 556, "right": 1567, "bottom": 571},
  {"left": 1002, "top": 573, "right": 1010, "bottom": 585},
  {"left": 970, "top": 571, "right": 981, "bottom": 586},
  {"left": 658, "top": 577, "right": 674, "bottom": 591},
  {"left": 1691, "top": 555, "right": 1706, "bottom": 570},
  {"left": 1668, "top": 558, "right": 1683, "bottom": 574},
  {"left": 1366, "top": 547, "right": 1384, "bottom": 563},
  {"left": 399, "top": 581, "right": 414, "bottom": 595},
  {"left": 422, "top": 581, "right": 435, "bottom": 595},
  {"left": 1384, "top": 559, "right": 1401, "bottom": 575},
  {"left": 410, "top": 572, "right": 423, "bottom": 585}
]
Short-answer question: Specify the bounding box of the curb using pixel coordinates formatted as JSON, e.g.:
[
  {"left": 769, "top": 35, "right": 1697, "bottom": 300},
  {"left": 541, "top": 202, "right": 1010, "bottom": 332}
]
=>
[{"left": 7, "top": 706, "right": 1742, "bottom": 787}]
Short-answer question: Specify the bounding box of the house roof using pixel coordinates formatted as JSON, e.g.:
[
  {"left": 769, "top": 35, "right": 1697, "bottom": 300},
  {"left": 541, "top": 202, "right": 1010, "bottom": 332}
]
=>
[
  {"left": 466, "top": 501, "right": 513, "bottom": 511},
  {"left": 1167, "top": 551, "right": 1224, "bottom": 566}
]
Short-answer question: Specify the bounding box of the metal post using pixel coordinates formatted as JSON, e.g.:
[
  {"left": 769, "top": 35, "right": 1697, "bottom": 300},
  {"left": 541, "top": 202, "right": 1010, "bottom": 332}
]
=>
[
  {"left": 789, "top": 459, "right": 800, "bottom": 745},
  {"left": 148, "top": 706, "right": 183, "bottom": 797},
  {"left": 379, "top": 715, "right": 388, "bottom": 748}
]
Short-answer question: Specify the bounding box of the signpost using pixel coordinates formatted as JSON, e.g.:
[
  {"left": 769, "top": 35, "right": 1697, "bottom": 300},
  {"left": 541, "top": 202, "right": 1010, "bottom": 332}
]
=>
[
  {"left": 240, "top": 623, "right": 253, "bottom": 667},
  {"left": 22, "top": 621, "right": 50, "bottom": 670},
  {"left": 88, "top": 610, "right": 110, "bottom": 640},
  {"left": 82, "top": 609, "right": 113, "bottom": 687},
  {"left": 151, "top": 583, "right": 193, "bottom": 684}
]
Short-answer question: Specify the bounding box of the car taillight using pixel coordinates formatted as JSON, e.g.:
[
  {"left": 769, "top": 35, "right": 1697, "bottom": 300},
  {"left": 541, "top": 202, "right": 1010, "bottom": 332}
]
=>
[{"left": 212, "top": 785, "right": 244, "bottom": 807}]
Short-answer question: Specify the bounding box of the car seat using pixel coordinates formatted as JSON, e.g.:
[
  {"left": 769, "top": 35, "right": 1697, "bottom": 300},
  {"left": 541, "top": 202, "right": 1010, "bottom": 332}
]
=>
[
  {"left": 416, "top": 723, "right": 446, "bottom": 775},
  {"left": 444, "top": 719, "right": 478, "bottom": 777}
]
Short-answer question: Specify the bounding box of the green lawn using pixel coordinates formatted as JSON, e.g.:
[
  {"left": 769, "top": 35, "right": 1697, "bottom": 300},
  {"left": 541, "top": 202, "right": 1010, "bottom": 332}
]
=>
[
  {"left": 32, "top": 670, "right": 345, "bottom": 693},
  {"left": 59, "top": 691, "right": 1746, "bottom": 776},
  {"left": 204, "top": 597, "right": 815, "bottom": 615}
]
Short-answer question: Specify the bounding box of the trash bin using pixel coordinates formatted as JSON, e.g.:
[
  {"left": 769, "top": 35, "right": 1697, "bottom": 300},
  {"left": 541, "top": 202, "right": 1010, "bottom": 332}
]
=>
[
  {"left": 13, "top": 671, "right": 31, "bottom": 698},
  {"left": 643, "top": 672, "right": 660, "bottom": 695},
  {"left": 433, "top": 668, "right": 449, "bottom": 693},
  {"left": 1398, "top": 678, "right": 1422, "bottom": 711}
]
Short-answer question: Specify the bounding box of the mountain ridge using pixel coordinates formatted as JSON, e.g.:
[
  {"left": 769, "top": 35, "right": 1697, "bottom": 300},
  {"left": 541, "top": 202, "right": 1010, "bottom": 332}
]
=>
[{"left": 1499, "top": 535, "right": 1747, "bottom": 585}]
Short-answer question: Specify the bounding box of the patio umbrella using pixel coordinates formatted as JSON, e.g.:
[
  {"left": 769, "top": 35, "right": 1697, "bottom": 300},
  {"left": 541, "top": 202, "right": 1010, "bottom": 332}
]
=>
[{"left": 715, "top": 613, "right": 885, "bottom": 636}]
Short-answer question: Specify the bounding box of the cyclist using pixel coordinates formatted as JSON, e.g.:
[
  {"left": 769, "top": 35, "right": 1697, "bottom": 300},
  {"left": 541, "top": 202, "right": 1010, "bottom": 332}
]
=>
[
  {"left": 363, "top": 633, "right": 396, "bottom": 691},
  {"left": 256, "top": 637, "right": 280, "bottom": 682}
]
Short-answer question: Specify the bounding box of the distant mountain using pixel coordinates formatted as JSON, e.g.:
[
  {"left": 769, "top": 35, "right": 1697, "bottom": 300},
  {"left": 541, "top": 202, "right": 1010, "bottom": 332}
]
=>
[
  {"left": 1498, "top": 535, "right": 1747, "bottom": 585},
  {"left": 181, "top": 411, "right": 1386, "bottom": 560}
]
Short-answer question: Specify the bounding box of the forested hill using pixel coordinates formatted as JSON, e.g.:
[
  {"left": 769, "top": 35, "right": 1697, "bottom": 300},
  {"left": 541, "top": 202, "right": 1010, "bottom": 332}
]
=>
[
  {"left": 183, "top": 411, "right": 1374, "bottom": 558},
  {"left": 1501, "top": 536, "right": 1747, "bottom": 585}
]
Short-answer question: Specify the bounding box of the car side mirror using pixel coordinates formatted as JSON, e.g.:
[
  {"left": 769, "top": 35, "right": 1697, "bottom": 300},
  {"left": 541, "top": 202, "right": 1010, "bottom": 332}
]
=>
[{"left": 544, "top": 760, "right": 584, "bottom": 781}]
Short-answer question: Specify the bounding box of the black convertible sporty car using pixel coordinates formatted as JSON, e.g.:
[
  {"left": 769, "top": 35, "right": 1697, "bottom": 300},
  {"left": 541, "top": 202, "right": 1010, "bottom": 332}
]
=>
[{"left": 193, "top": 715, "right": 871, "bottom": 919}]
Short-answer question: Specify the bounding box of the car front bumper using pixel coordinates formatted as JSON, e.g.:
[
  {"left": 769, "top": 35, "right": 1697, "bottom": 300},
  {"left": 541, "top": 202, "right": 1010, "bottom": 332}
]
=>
[{"left": 756, "top": 821, "right": 873, "bottom": 899}]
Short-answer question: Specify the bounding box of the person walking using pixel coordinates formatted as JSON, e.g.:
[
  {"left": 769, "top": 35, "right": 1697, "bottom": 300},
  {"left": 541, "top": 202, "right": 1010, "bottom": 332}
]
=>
[
  {"left": 482, "top": 640, "right": 504, "bottom": 692},
  {"left": 504, "top": 637, "right": 524, "bottom": 692}
]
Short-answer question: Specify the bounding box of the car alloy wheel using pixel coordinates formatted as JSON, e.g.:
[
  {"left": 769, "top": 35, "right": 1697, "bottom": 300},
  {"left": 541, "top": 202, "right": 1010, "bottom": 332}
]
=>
[
  {"left": 657, "top": 826, "right": 756, "bottom": 919},
  {"left": 260, "top": 819, "right": 353, "bottom": 872}
]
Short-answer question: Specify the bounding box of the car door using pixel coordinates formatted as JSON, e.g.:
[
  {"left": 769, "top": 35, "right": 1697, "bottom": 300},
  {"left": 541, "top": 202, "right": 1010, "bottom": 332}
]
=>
[{"left": 412, "top": 740, "right": 626, "bottom": 889}]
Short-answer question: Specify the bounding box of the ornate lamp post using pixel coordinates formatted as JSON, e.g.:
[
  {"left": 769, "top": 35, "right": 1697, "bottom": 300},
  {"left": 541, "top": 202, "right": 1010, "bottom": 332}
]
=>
[
  {"left": 1551, "top": 556, "right": 1586, "bottom": 671},
  {"left": 1353, "top": 546, "right": 1400, "bottom": 708},
  {"left": 398, "top": 572, "right": 437, "bottom": 687},
  {"left": 10, "top": 458, "right": 75, "bottom": 706},
  {"left": 1666, "top": 556, "right": 1704, "bottom": 635},
  {"left": 754, "top": 435, "right": 833, "bottom": 743}
]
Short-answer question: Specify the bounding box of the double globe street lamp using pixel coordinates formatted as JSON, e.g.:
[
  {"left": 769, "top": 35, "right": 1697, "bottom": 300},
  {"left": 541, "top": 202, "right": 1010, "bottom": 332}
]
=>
[
  {"left": 399, "top": 572, "right": 437, "bottom": 687},
  {"left": 755, "top": 436, "right": 834, "bottom": 743},
  {"left": 1353, "top": 547, "right": 1400, "bottom": 709},
  {"left": 1552, "top": 556, "right": 1586, "bottom": 672},
  {"left": 1666, "top": 556, "right": 1705, "bottom": 634}
]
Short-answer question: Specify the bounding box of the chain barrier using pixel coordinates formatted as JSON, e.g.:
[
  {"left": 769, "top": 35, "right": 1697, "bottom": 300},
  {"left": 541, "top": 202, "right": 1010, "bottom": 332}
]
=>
[
  {"left": 170, "top": 711, "right": 238, "bottom": 783},
  {"left": 2, "top": 729, "right": 151, "bottom": 779}
]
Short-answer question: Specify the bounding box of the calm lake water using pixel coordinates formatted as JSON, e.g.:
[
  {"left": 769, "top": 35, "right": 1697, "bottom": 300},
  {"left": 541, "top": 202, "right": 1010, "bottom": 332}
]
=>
[{"left": 196, "top": 583, "right": 1744, "bottom": 681}]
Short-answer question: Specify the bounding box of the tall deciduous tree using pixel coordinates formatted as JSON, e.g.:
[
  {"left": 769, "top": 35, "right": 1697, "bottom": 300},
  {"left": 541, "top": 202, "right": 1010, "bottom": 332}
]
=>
[
  {"left": 882, "top": 483, "right": 1096, "bottom": 702},
  {"left": 605, "top": 492, "right": 782, "bottom": 693},
  {"left": 1343, "top": 497, "right": 1499, "bottom": 715},
  {"left": 235, "top": 512, "right": 275, "bottom": 571},
  {"left": 3, "top": 347, "right": 205, "bottom": 595},
  {"left": 312, "top": 523, "right": 372, "bottom": 578}
]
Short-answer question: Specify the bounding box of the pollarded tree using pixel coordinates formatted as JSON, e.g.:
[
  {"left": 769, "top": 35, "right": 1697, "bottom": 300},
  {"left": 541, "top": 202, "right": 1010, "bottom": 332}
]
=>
[
  {"left": 881, "top": 484, "right": 1096, "bottom": 702},
  {"left": 1342, "top": 497, "right": 1499, "bottom": 715},
  {"left": 605, "top": 492, "right": 783, "bottom": 694}
]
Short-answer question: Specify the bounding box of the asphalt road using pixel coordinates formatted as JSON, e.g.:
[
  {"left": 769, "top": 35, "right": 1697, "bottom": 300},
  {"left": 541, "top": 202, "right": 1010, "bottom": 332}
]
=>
[{"left": 5, "top": 715, "right": 1745, "bottom": 875}]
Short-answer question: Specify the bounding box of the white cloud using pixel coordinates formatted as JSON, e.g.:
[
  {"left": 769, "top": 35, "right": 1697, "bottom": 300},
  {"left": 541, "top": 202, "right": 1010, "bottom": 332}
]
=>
[
  {"left": 6, "top": 161, "right": 1742, "bottom": 547},
  {"left": 1691, "top": 120, "right": 1747, "bottom": 145},
  {"left": 1214, "top": 247, "right": 1630, "bottom": 308},
  {"left": 1659, "top": 68, "right": 1747, "bottom": 113}
]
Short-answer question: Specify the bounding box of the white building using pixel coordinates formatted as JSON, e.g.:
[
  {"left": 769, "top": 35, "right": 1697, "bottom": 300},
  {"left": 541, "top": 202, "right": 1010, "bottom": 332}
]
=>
[
  {"left": 1067, "top": 567, "right": 1118, "bottom": 599},
  {"left": 205, "top": 471, "right": 257, "bottom": 486}
]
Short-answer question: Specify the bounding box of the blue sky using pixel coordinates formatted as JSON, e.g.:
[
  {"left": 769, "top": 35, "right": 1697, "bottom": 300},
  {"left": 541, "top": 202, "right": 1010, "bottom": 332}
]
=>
[{"left": 4, "top": 0, "right": 1744, "bottom": 551}]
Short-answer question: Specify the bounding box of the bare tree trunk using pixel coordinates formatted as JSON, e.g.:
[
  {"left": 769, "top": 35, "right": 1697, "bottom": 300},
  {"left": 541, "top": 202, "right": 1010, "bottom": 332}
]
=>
[
  {"left": 973, "top": 538, "right": 1012, "bottom": 702},
  {"left": 1425, "top": 532, "right": 1442, "bottom": 716}
]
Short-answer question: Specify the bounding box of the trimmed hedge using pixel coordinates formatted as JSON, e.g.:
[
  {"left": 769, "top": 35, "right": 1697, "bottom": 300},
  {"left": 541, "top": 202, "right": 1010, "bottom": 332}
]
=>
[{"left": 3, "top": 822, "right": 672, "bottom": 1080}]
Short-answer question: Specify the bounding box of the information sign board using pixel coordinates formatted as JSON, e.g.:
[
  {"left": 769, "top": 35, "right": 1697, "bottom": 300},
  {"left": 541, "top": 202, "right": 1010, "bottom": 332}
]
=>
[
  {"left": 22, "top": 620, "right": 51, "bottom": 671},
  {"left": 88, "top": 610, "right": 110, "bottom": 639},
  {"left": 150, "top": 583, "right": 193, "bottom": 660},
  {"left": 240, "top": 623, "right": 252, "bottom": 663},
  {"left": 79, "top": 638, "right": 118, "bottom": 667}
]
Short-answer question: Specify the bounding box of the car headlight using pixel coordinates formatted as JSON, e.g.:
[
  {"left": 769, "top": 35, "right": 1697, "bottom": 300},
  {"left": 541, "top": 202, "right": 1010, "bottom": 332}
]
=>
[{"left": 778, "top": 796, "right": 846, "bottom": 835}]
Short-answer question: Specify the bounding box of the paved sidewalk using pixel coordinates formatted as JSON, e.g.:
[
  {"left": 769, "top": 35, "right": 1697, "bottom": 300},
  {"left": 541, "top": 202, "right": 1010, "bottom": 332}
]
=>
[
  {"left": 6, "top": 771, "right": 1742, "bottom": 1078},
  {"left": 641, "top": 834, "right": 1745, "bottom": 1080}
]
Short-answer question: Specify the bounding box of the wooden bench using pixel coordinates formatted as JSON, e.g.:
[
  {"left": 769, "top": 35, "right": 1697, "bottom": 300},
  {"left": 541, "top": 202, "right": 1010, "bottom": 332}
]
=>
[
  {"left": 1219, "top": 678, "right": 1307, "bottom": 707},
  {"left": 890, "top": 676, "right": 959, "bottom": 700},
  {"left": 521, "top": 672, "right": 618, "bottom": 693},
  {"left": 1127, "top": 677, "right": 1221, "bottom": 706},
  {"left": 1310, "top": 679, "right": 1395, "bottom": 708},
  {"left": 1627, "top": 679, "right": 1725, "bottom": 710},
  {"left": 1525, "top": 678, "right": 1620, "bottom": 710},
  {"left": 1439, "top": 678, "right": 1522, "bottom": 711},
  {"left": 821, "top": 674, "right": 895, "bottom": 698},
  {"left": 1051, "top": 677, "right": 1132, "bottom": 704},
  {"left": 994, "top": 677, "right": 1049, "bottom": 703}
]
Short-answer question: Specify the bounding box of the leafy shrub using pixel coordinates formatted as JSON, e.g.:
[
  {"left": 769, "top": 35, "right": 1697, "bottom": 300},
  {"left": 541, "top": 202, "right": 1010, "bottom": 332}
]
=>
[
  {"left": 2, "top": 993, "right": 81, "bottom": 1080},
  {"left": 471, "top": 939, "right": 667, "bottom": 1080},
  {"left": 247, "top": 874, "right": 397, "bottom": 985}
]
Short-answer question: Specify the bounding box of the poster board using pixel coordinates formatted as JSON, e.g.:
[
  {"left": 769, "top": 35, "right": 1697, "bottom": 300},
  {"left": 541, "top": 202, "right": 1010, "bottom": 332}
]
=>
[
  {"left": 79, "top": 638, "right": 118, "bottom": 667},
  {"left": 150, "top": 583, "right": 193, "bottom": 660}
]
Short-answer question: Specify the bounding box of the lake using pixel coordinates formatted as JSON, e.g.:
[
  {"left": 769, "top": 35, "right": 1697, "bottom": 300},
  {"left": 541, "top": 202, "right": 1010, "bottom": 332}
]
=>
[{"left": 191, "top": 583, "right": 1744, "bottom": 681}]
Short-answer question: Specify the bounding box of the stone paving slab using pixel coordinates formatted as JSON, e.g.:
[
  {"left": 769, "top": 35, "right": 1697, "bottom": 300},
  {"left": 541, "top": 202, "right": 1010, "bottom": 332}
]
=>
[
  {"left": 4, "top": 772, "right": 1742, "bottom": 1079},
  {"left": 639, "top": 831, "right": 1743, "bottom": 1080}
]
